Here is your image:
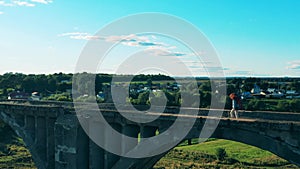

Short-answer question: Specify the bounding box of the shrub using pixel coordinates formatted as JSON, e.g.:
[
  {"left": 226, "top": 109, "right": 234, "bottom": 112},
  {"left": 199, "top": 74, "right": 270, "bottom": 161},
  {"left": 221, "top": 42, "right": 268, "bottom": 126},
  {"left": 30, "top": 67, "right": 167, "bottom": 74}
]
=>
[{"left": 215, "top": 148, "right": 226, "bottom": 161}]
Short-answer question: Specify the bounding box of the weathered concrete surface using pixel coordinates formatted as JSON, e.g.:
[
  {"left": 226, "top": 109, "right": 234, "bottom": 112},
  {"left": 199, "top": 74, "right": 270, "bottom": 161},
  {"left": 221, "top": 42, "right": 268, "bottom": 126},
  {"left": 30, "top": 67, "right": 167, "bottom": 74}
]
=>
[
  {"left": 0, "top": 103, "right": 63, "bottom": 169},
  {"left": 0, "top": 101, "right": 300, "bottom": 169}
]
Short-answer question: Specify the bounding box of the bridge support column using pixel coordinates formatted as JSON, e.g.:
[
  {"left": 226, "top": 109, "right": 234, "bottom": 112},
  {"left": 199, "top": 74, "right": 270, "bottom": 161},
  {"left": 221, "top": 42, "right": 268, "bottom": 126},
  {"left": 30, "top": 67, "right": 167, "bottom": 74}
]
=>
[
  {"left": 140, "top": 126, "right": 157, "bottom": 139},
  {"left": 104, "top": 124, "right": 122, "bottom": 169},
  {"left": 88, "top": 121, "right": 105, "bottom": 169},
  {"left": 122, "top": 125, "right": 140, "bottom": 154},
  {"left": 25, "top": 115, "right": 35, "bottom": 141},
  {"left": 35, "top": 117, "right": 47, "bottom": 163},
  {"left": 46, "top": 117, "right": 56, "bottom": 169},
  {"left": 55, "top": 114, "right": 89, "bottom": 169}
]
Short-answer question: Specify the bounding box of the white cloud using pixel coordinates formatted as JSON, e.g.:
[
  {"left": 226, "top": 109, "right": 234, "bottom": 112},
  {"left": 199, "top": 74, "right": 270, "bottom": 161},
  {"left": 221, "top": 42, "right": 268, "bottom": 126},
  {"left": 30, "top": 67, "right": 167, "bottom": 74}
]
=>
[
  {"left": 0, "top": 1, "right": 14, "bottom": 6},
  {"left": 0, "top": 1, "right": 36, "bottom": 7},
  {"left": 0, "top": 11, "right": 3, "bottom": 14},
  {"left": 31, "top": 0, "right": 52, "bottom": 4},
  {"left": 59, "top": 32, "right": 165, "bottom": 47},
  {"left": 0, "top": 0, "right": 53, "bottom": 8},
  {"left": 105, "top": 34, "right": 164, "bottom": 47},
  {"left": 287, "top": 60, "right": 300, "bottom": 70},
  {"left": 13, "top": 1, "right": 35, "bottom": 7},
  {"left": 58, "top": 32, "right": 102, "bottom": 40},
  {"left": 143, "top": 46, "right": 186, "bottom": 57}
]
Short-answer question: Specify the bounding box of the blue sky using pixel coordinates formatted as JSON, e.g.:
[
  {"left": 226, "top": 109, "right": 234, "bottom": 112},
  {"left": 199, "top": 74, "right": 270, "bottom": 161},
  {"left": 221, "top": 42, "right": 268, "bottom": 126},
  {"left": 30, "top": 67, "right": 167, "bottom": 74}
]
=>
[{"left": 0, "top": 0, "right": 299, "bottom": 77}]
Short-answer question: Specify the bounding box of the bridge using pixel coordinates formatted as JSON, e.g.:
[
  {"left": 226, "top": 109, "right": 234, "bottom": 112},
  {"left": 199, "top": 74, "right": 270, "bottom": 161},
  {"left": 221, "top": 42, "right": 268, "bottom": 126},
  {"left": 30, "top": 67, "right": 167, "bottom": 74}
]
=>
[{"left": 0, "top": 100, "right": 300, "bottom": 169}]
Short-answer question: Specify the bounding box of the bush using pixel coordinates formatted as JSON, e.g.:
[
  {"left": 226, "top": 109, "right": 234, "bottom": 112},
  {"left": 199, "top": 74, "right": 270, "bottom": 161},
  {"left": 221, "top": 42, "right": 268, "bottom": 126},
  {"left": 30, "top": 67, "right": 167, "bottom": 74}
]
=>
[
  {"left": 215, "top": 148, "right": 226, "bottom": 161},
  {"left": 289, "top": 99, "right": 300, "bottom": 112},
  {"left": 245, "top": 99, "right": 266, "bottom": 111},
  {"left": 44, "top": 92, "right": 72, "bottom": 102},
  {"left": 277, "top": 100, "right": 290, "bottom": 112}
]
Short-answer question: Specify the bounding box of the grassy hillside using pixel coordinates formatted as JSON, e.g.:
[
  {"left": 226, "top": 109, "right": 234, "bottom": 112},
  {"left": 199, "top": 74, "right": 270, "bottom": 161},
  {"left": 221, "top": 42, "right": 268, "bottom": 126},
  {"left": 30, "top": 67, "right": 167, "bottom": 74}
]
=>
[
  {"left": 154, "top": 139, "right": 300, "bottom": 169},
  {"left": 0, "top": 121, "right": 35, "bottom": 169}
]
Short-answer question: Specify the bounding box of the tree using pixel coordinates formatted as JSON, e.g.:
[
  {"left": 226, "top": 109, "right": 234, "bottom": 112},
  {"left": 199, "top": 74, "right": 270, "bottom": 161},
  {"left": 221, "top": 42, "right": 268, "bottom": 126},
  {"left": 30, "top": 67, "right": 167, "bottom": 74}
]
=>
[
  {"left": 132, "top": 91, "right": 150, "bottom": 105},
  {"left": 289, "top": 99, "right": 300, "bottom": 112},
  {"left": 245, "top": 99, "right": 266, "bottom": 111},
  {"left": 150, "top": 91, "right": 167, "bottom": 107},
  {"left": 215, "top": 148, "right": 226, "bottom": 161},
  {"left": 277, "top": 100, "right": 289, "bottom": 112},
  {"left": 226, "top": 84, "right": 236, "bottom": 95},
  {"left": 199, "top": 91, "right": 211, "bottom": 108},
  {"left": 147, "top": 78, "right": 152, "bottom": 87}
]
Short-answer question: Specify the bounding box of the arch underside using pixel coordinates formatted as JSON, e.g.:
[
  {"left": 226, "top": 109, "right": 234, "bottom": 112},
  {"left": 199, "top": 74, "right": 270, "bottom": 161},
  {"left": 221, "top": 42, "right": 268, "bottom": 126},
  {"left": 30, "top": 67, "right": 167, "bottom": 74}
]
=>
[
  {"left": 0, "top": 111, "right": 54, "bottom": 169},
  {"left": 213, "top": 127, "right": 300, "bottom": 166},
  {"left": 119, "top": 127, "right": 300, "bottom": 169}
]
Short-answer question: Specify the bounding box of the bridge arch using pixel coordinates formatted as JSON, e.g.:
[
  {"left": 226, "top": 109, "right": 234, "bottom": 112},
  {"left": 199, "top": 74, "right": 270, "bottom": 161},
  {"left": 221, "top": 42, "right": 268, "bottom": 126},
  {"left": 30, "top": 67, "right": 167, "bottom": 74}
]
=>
[
  {"left": 1, "top": 102, "right": 300, "bottom": 169},
  {"left": 213, "top": 126, "right": 300, "bottom": 166},
  {"left": 114, "top": 120, "right": 300, "bottom": 169}
]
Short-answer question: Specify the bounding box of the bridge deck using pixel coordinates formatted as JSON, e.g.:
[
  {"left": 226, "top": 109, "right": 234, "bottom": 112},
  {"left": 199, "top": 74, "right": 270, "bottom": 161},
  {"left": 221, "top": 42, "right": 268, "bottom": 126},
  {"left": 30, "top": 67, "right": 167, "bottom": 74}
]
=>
[{"left": 1, "top": 100, "right": 299, "bottom": 125}]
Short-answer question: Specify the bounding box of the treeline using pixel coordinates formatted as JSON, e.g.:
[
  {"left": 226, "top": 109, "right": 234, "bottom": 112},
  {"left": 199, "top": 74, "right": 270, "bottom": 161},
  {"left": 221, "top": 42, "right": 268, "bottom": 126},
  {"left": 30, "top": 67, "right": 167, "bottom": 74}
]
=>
[
  {"left": 0, "top": 72, "right": 173, "bottom": 99},
  {"left": 226, "top": 77, "right": 300, "bottom": 93},
  {"left": 0, "top": 72, "right": 299, "bottom": 112},
  {"left": 0, "top": 72, "right": 73, "bottom": 96},
  {"left": 0, "top": 73, "right": 172, "bottom": 96}
]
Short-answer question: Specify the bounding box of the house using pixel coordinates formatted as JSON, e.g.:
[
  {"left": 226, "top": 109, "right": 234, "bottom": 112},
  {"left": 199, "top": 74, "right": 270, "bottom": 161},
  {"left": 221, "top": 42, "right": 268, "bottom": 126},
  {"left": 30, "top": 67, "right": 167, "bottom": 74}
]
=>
[
  {"left": 286, "top": 90, "right": 300, "bottom": 99},
  {"left": 265, "top": 88, "right": 284, "bottom": 99},
  {"left": 251, "top": 84, "right": 261, "bottom": 94},
  {"left": 30, "top": 92, "right": 41, "bottom": 101},
  {"left": 8, "top": 91, "right": 30, "bottom": 100}
]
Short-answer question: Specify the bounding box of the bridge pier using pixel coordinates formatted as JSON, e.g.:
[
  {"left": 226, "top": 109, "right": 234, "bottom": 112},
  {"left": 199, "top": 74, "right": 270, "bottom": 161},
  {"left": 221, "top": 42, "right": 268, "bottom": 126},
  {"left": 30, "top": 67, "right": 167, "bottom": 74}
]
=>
[
  {"left": 55, "top": 114, "right": 78, "bottom": 169},
  {"left": 35, "top": 117, "right": 47, "bottom": 164},
  {"left": 25, "top": 115, "right": 35, "bottom": 141},
  {"left": 104, "top": 124, "right": 122, "bottom": 169},
  {"left": 88, "top": 121, "right": 105, "bottom": 169},
  {"left": 121, "top": 125, "right": 139, "bottom": 154},
  {"left": 46, "top": 117, "right": 56, "bottom": 169},
  {"left": 140, "top": 126, "right": 157, "bottom": 139}
]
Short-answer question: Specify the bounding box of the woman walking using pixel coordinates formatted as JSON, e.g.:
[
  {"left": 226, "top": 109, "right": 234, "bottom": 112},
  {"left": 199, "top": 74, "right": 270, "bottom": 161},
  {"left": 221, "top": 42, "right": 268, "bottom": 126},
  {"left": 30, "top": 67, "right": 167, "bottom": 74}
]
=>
[{"left": 229, "top": 93, "right": 239, "bottom": 118}]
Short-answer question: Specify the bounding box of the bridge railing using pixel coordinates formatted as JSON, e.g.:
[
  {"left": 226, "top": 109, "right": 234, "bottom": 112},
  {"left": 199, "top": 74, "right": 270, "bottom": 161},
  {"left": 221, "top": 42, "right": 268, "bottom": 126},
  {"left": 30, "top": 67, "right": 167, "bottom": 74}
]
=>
[{"left": 1, "top": 100, "right": 300, "bottom": 122}]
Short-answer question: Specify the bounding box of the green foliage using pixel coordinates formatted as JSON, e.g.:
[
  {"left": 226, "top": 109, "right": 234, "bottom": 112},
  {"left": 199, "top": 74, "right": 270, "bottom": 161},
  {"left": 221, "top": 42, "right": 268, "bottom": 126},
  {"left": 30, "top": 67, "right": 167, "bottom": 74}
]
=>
[
  {"left": 43, "top": 93, "right": 72, "bottom": 102},
  {"left": 164, "top": 90, "right": 181, "bottom": 106},
  {"left": 277, "top": 100, "right": 290, "bottom": 112},
  {"left": 277, "top": 99, "right": 300, "bottom": 112},
  {"left": 245, "top": 99, "right": 266, "bottom": 111},
  {"left": 0, "top": 120, "right": 35, "bottom": 168},
  {"left": 74, "top": 95, "right": 102, "bottom": 103},
  {"left": 130, "top": 91, "right": 150, "bottom": 105},
  {"left": 155, "top": 139, "right": 297, "bottom": 169},
  {"left": 199, "top": 91, "right": 211, "bottom": 108},
  {"left": 226, "top": 84, "right": 236, "bottom": 95},
  {"left": 215, "top": 148, "right": 227, "bottom": 161},
  {"left": 150, "top": 91, "right": 167, "bottom": 106},
  {"left": 290, "top": 99, "right": 300, "bottom": 112}
]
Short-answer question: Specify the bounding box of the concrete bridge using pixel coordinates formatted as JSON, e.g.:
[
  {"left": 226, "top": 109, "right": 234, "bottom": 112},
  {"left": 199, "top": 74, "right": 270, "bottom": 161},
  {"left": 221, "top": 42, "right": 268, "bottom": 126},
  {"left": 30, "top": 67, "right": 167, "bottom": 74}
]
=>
[{"left": 0, "top": 100, "right": 300, "bottom": 169}]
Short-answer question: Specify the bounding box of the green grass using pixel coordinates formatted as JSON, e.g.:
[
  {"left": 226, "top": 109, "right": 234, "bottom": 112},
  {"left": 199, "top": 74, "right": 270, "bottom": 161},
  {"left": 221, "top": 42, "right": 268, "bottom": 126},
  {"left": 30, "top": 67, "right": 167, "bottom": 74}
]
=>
[
  {"left": 0, "top": 122, "right": 36, "bottom": 169},
  {"left": 0, "top": 143, "right": 36, "bottom": 169},
  {"left": 177, "top": 139, "right": 284, "bottom": 164},
  {"left": 155, "top": 139, "right": 299, "bottom": 169}
]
